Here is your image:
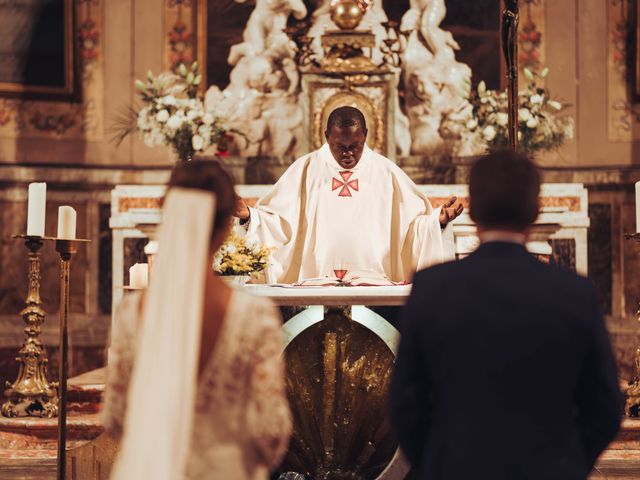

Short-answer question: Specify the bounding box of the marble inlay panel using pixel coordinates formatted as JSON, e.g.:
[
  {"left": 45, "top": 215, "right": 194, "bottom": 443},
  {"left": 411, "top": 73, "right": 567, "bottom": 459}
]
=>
[
  {"left": 551, "top": 238, "right": 576, "bottom": 271},
  {"left": 98, "top": 203, "right": 112, "bottom": 314},
  {"left": 589, "top": 204, "right": 613, "bottom": 316},
  {"left": 118, "top": 197, "right": 162, "bottom": 212}
]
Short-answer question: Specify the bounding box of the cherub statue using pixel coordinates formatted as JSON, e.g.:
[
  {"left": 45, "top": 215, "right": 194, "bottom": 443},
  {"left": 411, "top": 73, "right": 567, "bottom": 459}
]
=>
[
  {"left": 401, "top": 0, "right": 473, "bottom": 155},
  {"left": 205, "top": 0, "right": 308, "bottom": 158},
  {"left": 229, "top": 0, "right": 308, "bottom": 64}
]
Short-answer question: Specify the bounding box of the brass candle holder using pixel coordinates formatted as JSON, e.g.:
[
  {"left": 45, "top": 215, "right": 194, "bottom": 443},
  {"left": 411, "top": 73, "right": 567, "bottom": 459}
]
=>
[
  {"left": 55, "top": 237, "right": 89, "bottom": 480},
  {"left": 624, "top": 233, "right": 640, "bottom": 416},
  {"left": 2, "top": 235, "right": 58, "bottom": 418}
]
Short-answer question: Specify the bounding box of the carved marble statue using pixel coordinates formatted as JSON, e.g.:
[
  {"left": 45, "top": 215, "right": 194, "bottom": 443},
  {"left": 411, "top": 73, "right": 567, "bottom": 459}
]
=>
[
  {"left": 205, "top": 0, "right": 308, "bottom": 158},
  {"left": 401, "top": 0, "right": 475, "bottom": 155},
  {"left": 229, "top": 0, "right": 307, "bottom": 65}
]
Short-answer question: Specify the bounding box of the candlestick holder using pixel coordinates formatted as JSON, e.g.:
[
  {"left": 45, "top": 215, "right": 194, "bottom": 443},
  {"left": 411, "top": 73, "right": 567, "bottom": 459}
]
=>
[
  {"left": 54, "top": 237, "right": 89, "bottom": 480},
  {"left": 2, "top": 235, "right": 58, "bottom": 418},
  {"left": 624, "top": 233, "right": 640, "bottom": 416}
]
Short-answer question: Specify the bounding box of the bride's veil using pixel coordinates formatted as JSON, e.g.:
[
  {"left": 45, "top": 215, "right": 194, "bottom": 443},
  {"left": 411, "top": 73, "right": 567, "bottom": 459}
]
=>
[{"left": 110, "top": 187, "right": 216, "bottom": 479}]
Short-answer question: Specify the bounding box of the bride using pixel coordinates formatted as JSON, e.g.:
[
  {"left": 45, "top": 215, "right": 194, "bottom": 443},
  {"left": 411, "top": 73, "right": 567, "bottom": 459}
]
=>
[{"left": 102, "top": 160, "right": 291, "bottom": 479}]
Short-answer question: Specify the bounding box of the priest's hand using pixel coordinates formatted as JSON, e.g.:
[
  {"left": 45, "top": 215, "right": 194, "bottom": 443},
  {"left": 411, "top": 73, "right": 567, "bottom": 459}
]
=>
[
  {"left": 235, "top": 196, "right": 250, "bottom": 221},
  {"left": 439, "top": 196, "right": 464, "bottom": 227}
]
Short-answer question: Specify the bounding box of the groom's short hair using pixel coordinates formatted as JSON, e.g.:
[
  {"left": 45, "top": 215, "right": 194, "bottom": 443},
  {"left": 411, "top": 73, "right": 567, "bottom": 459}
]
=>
[{"left": 469, "top": 149, "right": 540, "bottom": 231}]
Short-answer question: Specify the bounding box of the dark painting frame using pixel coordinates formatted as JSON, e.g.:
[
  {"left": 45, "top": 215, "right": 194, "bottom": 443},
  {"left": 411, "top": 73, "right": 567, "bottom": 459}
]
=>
[{"left": 0, "top": 0, "right": 77, "bottom": 101}]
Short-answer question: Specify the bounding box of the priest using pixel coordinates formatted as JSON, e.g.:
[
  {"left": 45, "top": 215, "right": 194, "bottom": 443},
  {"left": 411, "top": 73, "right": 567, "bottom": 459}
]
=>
[{"left": 235, "top": 106, "right": 463, "bottom": 284}]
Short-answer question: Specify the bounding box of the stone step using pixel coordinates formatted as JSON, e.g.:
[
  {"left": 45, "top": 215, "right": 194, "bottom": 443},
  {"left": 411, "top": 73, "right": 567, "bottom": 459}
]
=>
[
  {"left": 67, "top": 368, "right": 105, "bottom": 415},
  {"left": 0, "top": 413, "right": 103, "bottom": 447}
]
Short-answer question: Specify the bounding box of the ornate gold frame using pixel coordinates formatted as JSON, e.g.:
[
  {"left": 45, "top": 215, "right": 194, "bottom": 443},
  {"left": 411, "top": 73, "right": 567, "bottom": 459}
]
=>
[
  {"left": 0, "top": 0, "right": 77, "bottom": 100},
  {"left": 307, "top": 79, "right": 390, "bottom": 155}
]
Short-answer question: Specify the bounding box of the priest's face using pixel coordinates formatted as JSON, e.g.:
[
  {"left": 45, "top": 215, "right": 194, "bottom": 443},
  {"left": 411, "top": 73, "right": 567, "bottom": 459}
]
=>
[{"left": 325, "top": 124, "right": 367, "bottom": 170}]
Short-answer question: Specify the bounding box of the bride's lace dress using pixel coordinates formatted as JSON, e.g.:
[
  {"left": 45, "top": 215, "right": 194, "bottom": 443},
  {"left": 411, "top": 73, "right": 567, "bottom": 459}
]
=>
[{"left": 102, "top": 288, "right": 292, "bottom": 480}]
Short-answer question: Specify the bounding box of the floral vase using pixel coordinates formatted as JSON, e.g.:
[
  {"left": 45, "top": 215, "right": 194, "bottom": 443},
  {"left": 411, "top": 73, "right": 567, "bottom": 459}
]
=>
[{"left": 220, "top": 275, "right": 250, "bottom": 287}]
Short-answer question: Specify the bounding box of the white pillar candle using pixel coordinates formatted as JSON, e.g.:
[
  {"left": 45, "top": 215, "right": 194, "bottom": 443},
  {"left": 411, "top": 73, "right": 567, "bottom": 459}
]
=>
[
  {"left": 636, "top": 181, "right": 640, "bottom": 233},
  {"left": 129, "top": 263, "right": 149, "bottom": 289},
  {"left": 26, "top": 183, "right": 46, "bottom": 237},
  {"left": 57, "top": 206, "right": 76, "bottom": 240}
]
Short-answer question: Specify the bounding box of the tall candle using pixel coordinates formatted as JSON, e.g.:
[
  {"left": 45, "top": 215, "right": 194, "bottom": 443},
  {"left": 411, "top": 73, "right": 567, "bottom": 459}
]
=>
[
  {"left": 129, "top": 263, "right": 149, "bottom": 289},
  {"left": 57, "top": 206, "right": 76, "bottom": 240},
  {"left": 27, "top": 183, "right": 46, "bottom": 237},
  {"left": 636, "top": 182, "right": 640, "bottom": 233}
]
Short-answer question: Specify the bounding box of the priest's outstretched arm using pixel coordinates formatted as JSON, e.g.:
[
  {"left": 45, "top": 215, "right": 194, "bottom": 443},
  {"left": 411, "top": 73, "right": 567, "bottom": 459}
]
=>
[
  {"left": 390, "top": 164, "right": 459, "bottom": 277},
  {"left": 235, "top": 154, "right": 313, "bottom": 283}
]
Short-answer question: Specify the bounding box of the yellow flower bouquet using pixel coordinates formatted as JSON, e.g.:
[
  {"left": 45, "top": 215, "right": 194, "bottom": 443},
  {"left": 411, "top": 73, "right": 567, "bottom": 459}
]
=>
[{"left": 213, "top": 231, "right": 272, "bottom": 277}]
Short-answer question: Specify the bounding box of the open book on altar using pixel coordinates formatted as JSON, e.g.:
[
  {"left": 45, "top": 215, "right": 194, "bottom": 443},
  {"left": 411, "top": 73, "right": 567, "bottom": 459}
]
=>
[{"left": 293, "top": 270, "right": 408, "bottom": 287}]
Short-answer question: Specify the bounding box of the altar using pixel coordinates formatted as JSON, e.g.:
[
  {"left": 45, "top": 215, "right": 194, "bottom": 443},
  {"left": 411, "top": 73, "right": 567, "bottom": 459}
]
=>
[
  {"left": 109, "top": 182, "right": 590, "bottom": 313},
  {"left": 108, "top": 181, "right": 591, "bottom": 478},
  {"left": 241, "top": 285, "right": 410, "bottom": 478}
]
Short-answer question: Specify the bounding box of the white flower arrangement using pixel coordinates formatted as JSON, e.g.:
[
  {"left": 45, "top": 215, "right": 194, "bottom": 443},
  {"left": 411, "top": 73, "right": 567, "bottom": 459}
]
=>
[
  {"left": 465, "top": 67, "right": 574, "bottom": 154},
  {"left": 114, "top": 63, "right": 235, "bottom": 161},
  {"left": 213, "top": 231, "right": 272, "bottom": 277}
]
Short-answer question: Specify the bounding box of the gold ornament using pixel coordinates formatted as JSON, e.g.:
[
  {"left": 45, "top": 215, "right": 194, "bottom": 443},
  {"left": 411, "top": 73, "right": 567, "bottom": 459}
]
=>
[{"left": 330, "top": 0, "right": 365, "bottom": 30}]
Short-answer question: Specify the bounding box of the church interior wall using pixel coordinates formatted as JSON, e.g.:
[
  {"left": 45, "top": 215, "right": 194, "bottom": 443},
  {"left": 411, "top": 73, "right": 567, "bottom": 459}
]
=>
[{"left": 1, "top": 0, "right": 640, "bottom": 391}]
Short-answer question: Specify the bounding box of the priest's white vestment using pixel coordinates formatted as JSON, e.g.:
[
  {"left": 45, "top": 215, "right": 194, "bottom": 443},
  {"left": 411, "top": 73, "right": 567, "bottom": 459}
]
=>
[{"left": 246, "top": 143, "right": 455, "bottom": 284}]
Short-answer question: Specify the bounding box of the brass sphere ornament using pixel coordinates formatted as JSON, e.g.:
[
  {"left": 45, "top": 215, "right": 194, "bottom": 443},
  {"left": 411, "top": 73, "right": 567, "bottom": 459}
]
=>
[{"left": 330, "top": 0, "right": 365, "bottom": 30}]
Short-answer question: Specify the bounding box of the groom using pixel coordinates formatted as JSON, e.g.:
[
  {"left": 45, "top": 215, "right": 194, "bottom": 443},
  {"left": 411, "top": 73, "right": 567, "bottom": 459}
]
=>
[
  {"left": 235, "top": 106, "right": 463, "bottom": 284},
  {"left": 391, "top": 149, "right": 622, "bottom": 479}
]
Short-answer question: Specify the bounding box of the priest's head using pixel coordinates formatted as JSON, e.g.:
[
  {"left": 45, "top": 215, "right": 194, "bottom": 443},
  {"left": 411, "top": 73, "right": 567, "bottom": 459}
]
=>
[
  {"left": 325, "top": 106, "right": 368, "bottom": 169},
  {"left": 167, "top": 160, "right": 236, "bottom": 252},
  {"left": 469, "top": 149, "right": 540, "bottom": 233}
]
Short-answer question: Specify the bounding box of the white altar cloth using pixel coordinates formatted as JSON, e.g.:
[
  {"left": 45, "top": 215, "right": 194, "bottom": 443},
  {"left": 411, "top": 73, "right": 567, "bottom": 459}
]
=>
[{"left": 244, "top": 284, "right": 411, "bottom": 306}]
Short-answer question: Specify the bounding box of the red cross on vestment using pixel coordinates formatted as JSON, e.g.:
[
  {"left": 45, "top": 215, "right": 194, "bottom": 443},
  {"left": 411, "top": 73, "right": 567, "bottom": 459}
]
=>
[{"left": 331, "top": 171, "right": 359, "bottom": 197}]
